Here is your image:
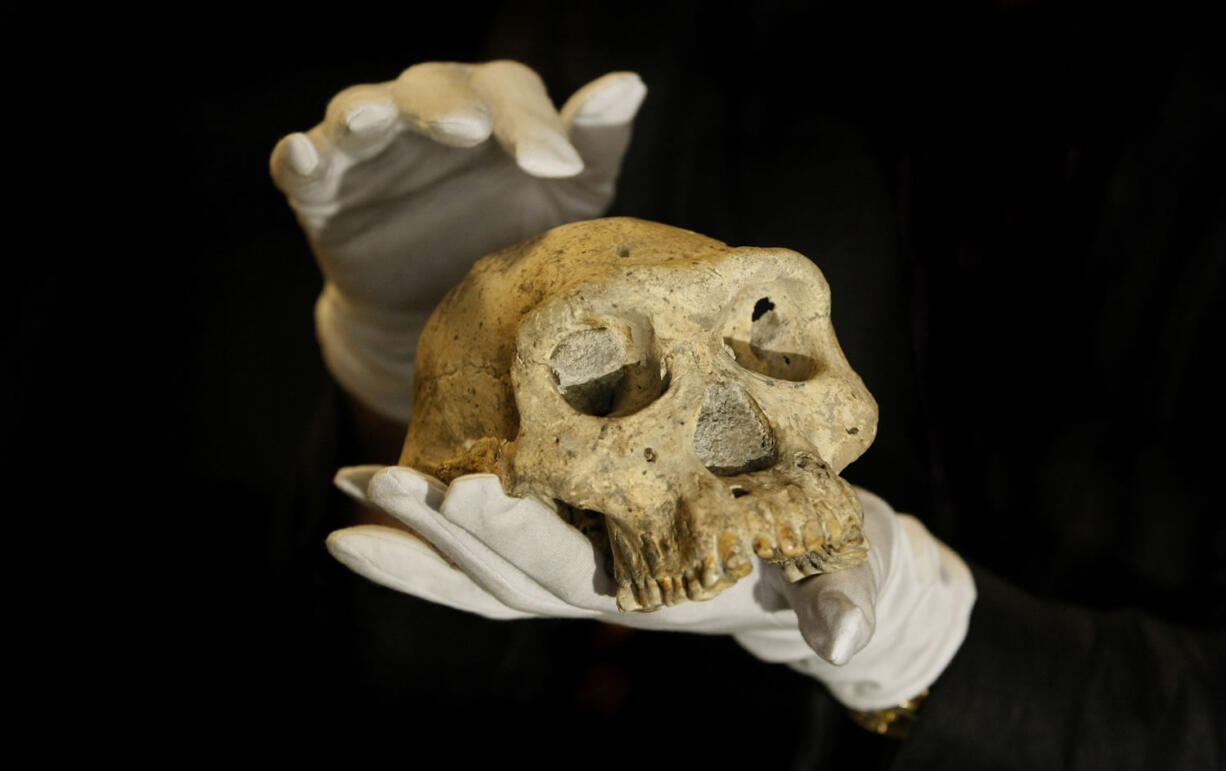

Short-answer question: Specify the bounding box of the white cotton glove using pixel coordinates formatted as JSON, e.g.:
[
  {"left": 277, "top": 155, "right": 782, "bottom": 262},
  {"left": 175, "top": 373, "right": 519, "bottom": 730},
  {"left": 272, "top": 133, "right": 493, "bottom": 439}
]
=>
[
  {"left": 326, "top": 466, "right": 976, "bottom": 709},
  {"left": 328, "top": 466, "right": 801, "bottom": 634},
  {"left": 735, "top": 489, "right": 977, "bottom": 710},
  {"left": 269, "top": 61, "right": 647, "bottom": 423}
]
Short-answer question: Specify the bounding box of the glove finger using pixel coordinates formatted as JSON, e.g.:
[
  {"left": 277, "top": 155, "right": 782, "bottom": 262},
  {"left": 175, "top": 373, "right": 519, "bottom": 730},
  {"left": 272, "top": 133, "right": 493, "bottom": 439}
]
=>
[
  {"left": 390, "top": 62, "right": 493, "bottom": 148},
  {"left": 323, "top": 82, "right": 402, "bottom": 160},
  {"left": 326, "top": 525, "right": 532, "bottom": 620},
  {"left": 560, "top": 71, "right": 646, "bottom": 184},
  {"left": 333, "top": 464, "right": 394, "bottom": 503},
  {"left": 562, "top": 71, "right": 647, "bottom": 128},
  {"left": 469, "top": 60, "right": 584, "bottom": 178},
  {"left": 271, "top": 64, "right": 491, "bottom": 216},
  {"left": 270, "top": 128, "right": 339, "bottom": 205},
  {"left": 770, "top": 560, "right": 877, "bottom": 666},
  {"left": 367, "top": 467, "right": 595, "bottom": 618},
  {"left": 440, "top": 474, "right": 618, "bottom": 611}
]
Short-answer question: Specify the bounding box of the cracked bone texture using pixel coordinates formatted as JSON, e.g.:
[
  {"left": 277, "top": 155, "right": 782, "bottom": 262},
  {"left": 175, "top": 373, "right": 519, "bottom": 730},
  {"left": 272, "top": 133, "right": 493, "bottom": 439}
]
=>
[{"left": 401, "top": 218, "right": 878, "bottom": 611}]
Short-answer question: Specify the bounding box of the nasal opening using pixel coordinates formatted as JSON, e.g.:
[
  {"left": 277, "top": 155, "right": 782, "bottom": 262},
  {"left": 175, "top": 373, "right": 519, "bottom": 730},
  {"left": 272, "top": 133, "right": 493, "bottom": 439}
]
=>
[{"left": 692, "top": 382, "right": 778, "bottom": 476}]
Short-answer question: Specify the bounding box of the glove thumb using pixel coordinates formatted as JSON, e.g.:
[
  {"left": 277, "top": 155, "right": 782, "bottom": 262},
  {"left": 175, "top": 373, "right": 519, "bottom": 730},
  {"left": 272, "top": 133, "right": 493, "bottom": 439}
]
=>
[
  {"left": 561, "top": 72, "right": 647, "bottom": 184},
  {"left": 769, "top": 560, "right": 878, "bottom": 666}
]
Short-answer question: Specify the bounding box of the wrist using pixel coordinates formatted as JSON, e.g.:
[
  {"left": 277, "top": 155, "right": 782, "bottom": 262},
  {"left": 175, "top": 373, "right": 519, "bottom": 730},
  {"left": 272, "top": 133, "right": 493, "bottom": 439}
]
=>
[
  {"left": 315, "top": 282, "right": 433, "bottom": 424},
  {"left": 847, "top": 688, "right": 930, "bottom": 739}
]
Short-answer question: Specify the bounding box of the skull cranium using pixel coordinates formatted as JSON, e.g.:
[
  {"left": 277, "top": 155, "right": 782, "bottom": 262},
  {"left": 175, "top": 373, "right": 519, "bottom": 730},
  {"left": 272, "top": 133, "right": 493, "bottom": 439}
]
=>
[{"left": 401, "top": 218, "right": 877, "bottom": 611}]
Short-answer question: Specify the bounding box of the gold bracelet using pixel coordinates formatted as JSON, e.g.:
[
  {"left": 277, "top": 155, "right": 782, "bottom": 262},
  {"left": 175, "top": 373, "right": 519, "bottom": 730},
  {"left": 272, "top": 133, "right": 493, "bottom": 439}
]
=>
[{"left": 847, "top": 688, "right": 929, "bottom": 739}]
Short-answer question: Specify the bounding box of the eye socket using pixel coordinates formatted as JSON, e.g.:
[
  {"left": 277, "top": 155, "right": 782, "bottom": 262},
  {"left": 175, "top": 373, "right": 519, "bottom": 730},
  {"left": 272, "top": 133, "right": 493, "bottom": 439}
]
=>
[
  {"left": 723, "top": 295, "right": 819, "bottom": 381},
  {"left": 549, "top": 327, "right": 669, "bottom": 417}
]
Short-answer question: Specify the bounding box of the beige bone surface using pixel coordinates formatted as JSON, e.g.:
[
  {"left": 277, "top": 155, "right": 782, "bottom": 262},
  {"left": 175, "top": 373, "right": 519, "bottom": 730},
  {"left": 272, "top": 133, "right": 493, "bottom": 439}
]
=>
[{"left": 401, "top": 218, "right": 878, "bottom": 611}]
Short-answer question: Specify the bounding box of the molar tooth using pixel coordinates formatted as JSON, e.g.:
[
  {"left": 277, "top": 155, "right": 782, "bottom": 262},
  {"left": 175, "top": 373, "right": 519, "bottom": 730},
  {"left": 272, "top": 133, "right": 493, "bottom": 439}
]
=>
[
  {"left": 682, "top": 568, "right": 699, "bottom": 599},
  {"left": 725, "top": 554, "right": 751, "bottom": 577},
  {"left": 658, "top": 575, "right": 676, "bottom": 605},
  {"left": 692, "top": 579, "right": 706, "bottom": 601},
  {"left": 675, "top": 575, "right": 690, "bottom": 604},
  {"left": 777, "top": 526, "right": 803, "bottom": 556},
  {"left": 642, "top": 578, "right": 663, "bottom": 608},
  {"left": 799, "top": 554, "right": 820, "bottom": 576},
  {"left": 718, "top": 532, "right": 753, "bottom": 577},
  {"left": 701, "top": 556, "right": 721, "bottom": 588},
  {"left": 753, "top": 535, "right": 775, "bottom": 558},
  {"left": 686, "top": 571, "right": 706, "bottom": 600}
]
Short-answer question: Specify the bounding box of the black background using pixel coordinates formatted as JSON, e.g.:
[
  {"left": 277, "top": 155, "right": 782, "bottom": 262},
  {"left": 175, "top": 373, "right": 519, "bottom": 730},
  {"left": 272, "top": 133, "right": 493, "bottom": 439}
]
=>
[{"left": 24, "top": 1, "right": 1222, "bottom": 763}]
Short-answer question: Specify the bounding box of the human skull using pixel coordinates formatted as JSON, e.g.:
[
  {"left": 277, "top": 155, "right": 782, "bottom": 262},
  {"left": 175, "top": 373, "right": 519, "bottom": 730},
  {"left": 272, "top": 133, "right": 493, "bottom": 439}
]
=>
[{"left": 401, "top": 218, "right": 877, "bottom": 611}]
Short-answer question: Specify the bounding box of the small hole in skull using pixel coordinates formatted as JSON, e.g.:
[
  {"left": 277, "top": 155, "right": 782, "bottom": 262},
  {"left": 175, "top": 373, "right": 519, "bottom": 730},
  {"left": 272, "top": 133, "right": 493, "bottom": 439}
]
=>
[
  {"left": 751, "top": 297, "right": 775, "bottom": 321},
  {"left": 617, "top": 246, "right": 631, "bottom": 258},
  {"left": 731, "top": 486, "right": 750, "bottom": 498},
  {"left": 721, "top": 295, "right": 819, "bottom": 382}
]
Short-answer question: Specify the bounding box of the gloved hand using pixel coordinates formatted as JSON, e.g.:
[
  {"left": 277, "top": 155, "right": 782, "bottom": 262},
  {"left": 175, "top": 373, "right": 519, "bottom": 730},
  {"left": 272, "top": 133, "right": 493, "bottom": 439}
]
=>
[
  {"left": 327, "top": 466, "right": 976, "bottom": 710},
  {"left": 329, "top": 465, "right": 800, "bottom": 634},
  {"left": 269, "top": 61, "right": 647, "bottom": 423},
  {"left": 736, "top": 488, "right": 977, "bottom": 711}
]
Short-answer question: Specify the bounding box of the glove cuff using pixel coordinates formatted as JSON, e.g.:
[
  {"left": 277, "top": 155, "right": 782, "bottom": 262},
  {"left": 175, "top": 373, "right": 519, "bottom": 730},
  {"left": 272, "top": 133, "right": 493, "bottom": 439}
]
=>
[{"left": 315, "top": 283, "right": 432, "bottom": 424}]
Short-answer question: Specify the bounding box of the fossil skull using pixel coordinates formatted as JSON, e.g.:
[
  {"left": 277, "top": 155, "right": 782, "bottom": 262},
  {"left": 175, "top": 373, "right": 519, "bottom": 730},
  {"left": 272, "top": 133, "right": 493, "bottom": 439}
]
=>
[{"left": 401, "top": 218, "right": 877, "bottom": 611}]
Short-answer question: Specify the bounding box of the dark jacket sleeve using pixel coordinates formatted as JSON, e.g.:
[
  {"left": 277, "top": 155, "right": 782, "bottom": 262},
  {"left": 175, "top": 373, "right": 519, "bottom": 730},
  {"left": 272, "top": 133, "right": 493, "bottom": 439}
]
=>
[{"left": 892, "top": 566, "right": 1226, "bottom": 770}]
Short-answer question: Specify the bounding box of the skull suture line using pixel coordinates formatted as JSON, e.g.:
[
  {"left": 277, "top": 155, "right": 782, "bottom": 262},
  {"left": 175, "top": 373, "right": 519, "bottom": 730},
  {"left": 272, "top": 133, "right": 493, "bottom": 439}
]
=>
[{"left": 401, "top": 218, "right": 877, "bottom": 611}]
